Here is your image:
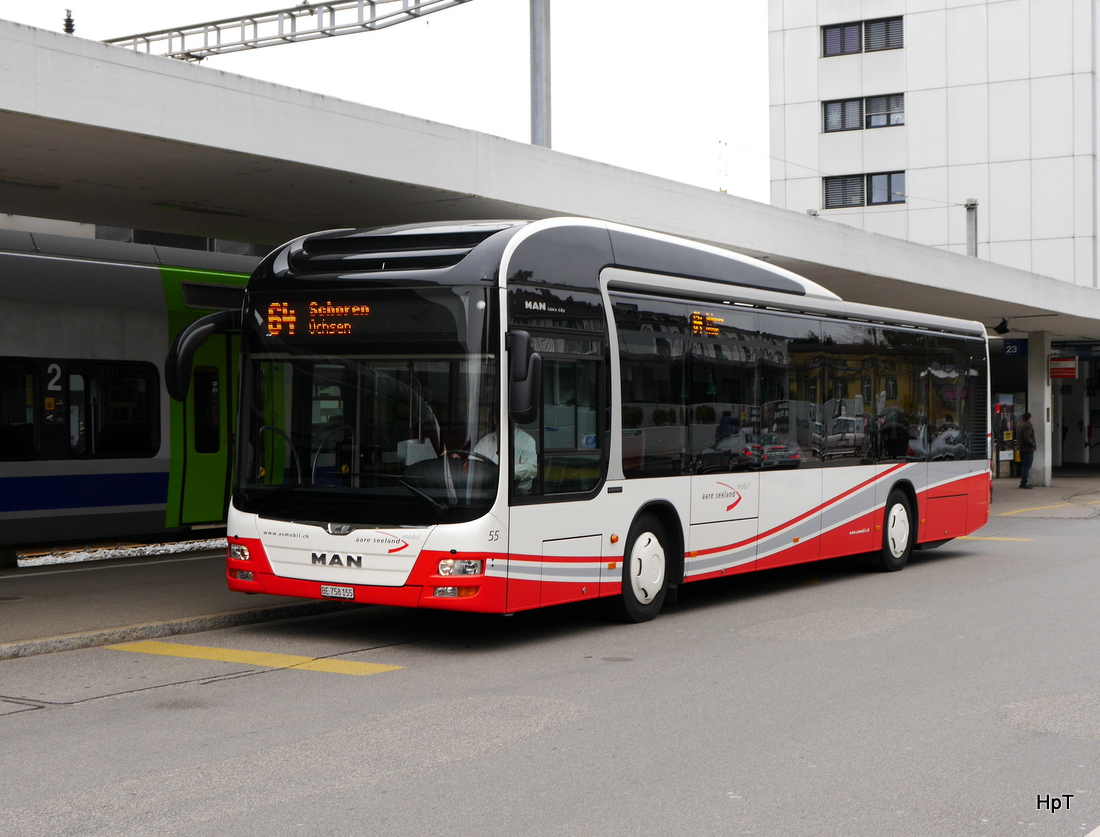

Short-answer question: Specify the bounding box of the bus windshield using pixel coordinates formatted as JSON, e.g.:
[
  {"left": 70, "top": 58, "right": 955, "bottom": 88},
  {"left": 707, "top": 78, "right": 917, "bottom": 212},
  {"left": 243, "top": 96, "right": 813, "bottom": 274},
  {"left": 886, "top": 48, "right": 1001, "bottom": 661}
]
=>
[{"left": 234, "top": 286, "right": 500, "bottom": 526}]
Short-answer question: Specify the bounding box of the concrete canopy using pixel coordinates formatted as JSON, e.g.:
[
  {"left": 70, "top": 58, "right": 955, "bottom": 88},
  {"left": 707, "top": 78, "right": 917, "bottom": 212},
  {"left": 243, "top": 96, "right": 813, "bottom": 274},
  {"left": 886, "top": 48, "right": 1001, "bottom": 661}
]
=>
[{"left": 3, "top": 19, "right": 1100, "bottom": 343}]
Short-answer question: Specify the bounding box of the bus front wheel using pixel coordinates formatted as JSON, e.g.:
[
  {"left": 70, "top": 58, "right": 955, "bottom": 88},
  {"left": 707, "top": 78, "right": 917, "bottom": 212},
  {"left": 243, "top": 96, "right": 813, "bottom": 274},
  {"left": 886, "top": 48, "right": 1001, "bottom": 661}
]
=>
[
  {"left": 878, "top": 489, "right": 914, "bottom": 572},
  {"left": 609, "top": 513, "right": 669, "bottom": 623}
]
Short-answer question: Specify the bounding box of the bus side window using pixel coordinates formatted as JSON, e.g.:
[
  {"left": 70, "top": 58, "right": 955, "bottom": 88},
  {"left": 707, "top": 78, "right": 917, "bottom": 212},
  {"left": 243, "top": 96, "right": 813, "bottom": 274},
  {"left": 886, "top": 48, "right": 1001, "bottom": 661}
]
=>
[
  {"left": 873, "top": 328, "right": 927, "bottom": 463},
  {"left": 820, "top": 321, "right": 876, "bottom": 465},
  {"left": 928, "top": 337, "right": 968, "bottom": 462},
  {"left": 614, "top": 297, "right": 689, "bottom": 478},
  {"left": 517, "top": 356, "right": 604, "bottom": 496},
  {"left": 541, "top": 357, "right": 602, "bottom": 493}
]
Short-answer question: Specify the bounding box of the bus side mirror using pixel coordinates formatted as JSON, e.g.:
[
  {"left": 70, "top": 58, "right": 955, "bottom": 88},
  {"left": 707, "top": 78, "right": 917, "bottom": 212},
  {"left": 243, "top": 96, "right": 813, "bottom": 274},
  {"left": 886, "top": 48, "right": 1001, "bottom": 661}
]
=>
[
  {"left": 165, "top": 309, "right": 242, "bottom": 401},
  {"left": 507, "top": 330, "right": 541, "bottom": 425}
]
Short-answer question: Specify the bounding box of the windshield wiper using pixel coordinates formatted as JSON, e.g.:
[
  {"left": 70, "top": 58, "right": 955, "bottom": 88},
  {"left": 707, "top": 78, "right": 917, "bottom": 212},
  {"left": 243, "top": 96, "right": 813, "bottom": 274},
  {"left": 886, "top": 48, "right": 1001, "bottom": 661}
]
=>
[
  {"left": 257, "top": 425, "right": 303, "bottom": 484},
  {"left": 373, "top": 474, "right": 448, "bottom": 514}
]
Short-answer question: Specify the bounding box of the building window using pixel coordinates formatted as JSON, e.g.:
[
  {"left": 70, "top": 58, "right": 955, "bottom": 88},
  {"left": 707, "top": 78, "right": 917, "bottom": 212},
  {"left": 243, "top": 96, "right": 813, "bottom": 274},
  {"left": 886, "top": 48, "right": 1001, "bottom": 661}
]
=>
[
  {"left": 865, "top": 94, "right": 905, "bottom": 128},
  {"left": 823, "top": 98, "right": 863, "bottom": 132},
  {"left": 868, "top": 171, "right": 906, "bottom": 205},
  {"left": 865, "top": 17, "right": 904, "bottom": 52},
  {"left": 822, "top": 22, "right": 861, "bottom": 56},
  {"left": 823, "top": 172, "right": 906, "bottom": 209},
  {"left": 823, "top": 175, "right": 865, "bottom": 208},
  {"left": 824, "top": 95, "right": 904, "bottom": 133},
  {"left": 823, "top": 17, "right": 902, "bottom": 57}
]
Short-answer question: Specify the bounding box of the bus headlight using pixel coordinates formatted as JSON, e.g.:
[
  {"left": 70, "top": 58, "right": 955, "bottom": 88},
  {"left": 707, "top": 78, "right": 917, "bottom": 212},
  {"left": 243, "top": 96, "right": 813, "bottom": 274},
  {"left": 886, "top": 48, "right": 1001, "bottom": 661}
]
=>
[
  {"left": 437, "top": 558, "right": 483, "bottom": 576},
  {"left": 229, "top": 543, "right": 250, "bottom": 561},
  {"left": 434, "top": 586, "right": 479, "bottom": 598}
]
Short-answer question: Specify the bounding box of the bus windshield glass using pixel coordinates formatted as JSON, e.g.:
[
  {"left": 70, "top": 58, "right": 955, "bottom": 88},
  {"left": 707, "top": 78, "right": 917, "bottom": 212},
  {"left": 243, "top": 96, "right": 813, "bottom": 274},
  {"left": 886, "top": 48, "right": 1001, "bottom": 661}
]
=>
[{"left": 234, "top": 286, "right": 500, "bottom": 525}]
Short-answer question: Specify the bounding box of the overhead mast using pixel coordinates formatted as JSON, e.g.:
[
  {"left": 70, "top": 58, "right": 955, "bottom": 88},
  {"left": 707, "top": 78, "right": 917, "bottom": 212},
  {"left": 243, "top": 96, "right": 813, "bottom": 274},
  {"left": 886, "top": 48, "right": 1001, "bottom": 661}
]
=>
[
  {"left": 529, "top": 0, "right": 550, "bottom": 148},
  {"left": 105, "top": 0, "right": 552, "bottom": 148}
]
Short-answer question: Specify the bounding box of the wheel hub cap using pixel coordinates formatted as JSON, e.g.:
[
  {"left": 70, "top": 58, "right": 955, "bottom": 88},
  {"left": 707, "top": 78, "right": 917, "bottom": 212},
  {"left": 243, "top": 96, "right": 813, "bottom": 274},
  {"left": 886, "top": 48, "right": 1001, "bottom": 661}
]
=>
[{"left": 629, "top": 532, "right": 666, "bottom": 604}]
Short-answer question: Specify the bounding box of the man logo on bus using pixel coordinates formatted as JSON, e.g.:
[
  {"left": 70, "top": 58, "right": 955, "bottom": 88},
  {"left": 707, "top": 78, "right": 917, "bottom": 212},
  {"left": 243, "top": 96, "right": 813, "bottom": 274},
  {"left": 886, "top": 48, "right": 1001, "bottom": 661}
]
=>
[{"left": 312, "top": 553, "right": 363, "bottom": 568}]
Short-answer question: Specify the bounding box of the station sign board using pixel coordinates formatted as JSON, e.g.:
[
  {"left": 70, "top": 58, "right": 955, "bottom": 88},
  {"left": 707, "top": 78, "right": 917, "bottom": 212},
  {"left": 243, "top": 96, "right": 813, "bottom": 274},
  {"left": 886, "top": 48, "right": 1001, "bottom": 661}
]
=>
[{"left": 1049, "top": 356, "right": 1078, "bottom": 379}]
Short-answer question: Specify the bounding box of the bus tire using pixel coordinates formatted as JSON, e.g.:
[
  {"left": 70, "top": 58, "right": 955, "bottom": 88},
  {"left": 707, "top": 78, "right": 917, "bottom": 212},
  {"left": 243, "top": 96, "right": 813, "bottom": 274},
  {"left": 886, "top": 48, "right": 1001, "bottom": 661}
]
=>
[
  {"left": 878, "top": 489, "right": 914, "bottom": 572},
  {"left": 609, "top": 513, "right": 669, "bottom": 623}
]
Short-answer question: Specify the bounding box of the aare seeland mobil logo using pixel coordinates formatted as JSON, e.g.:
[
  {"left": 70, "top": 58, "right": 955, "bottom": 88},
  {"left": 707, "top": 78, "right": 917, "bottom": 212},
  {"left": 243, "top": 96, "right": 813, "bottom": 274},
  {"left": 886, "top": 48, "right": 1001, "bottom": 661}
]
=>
[
  {"left": 697, "top": 481, "right": 743, "bottom": 511},
  {"left": 351, "top": 531, "right": 411, "bottom": 553}
]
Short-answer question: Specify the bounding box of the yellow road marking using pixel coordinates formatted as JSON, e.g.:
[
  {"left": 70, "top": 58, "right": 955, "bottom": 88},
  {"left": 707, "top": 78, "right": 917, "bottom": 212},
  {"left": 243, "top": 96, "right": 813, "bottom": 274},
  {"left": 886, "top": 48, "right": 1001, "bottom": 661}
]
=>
[
  {"left": 997, "top": 503, "right": 1074, "bottom": 516},
  {"left": 996, "top": 498, "right": 1100, "bottom": 516},
  {"left": 958, "top": 536, "right": 1033, "bottom": 541},
  {"left": 107, "top": 640, "right": 402, "bottom": 676}
]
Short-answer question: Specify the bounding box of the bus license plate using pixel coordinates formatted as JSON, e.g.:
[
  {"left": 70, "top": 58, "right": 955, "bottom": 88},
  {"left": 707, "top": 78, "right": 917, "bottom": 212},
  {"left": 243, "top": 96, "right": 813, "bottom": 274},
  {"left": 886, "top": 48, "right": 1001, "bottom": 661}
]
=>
[{"left": 321, "top": 585, "right": 354, "bottom": 600}]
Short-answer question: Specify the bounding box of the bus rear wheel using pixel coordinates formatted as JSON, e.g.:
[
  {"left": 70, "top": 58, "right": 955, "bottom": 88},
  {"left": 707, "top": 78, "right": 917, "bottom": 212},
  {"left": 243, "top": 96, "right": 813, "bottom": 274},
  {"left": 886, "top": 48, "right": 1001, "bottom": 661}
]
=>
[
  {"left": 878, "top": 489, "right": 914, "bottom": 572},
  {"left": 609, "top": 513, "right": 669, "bottom": 623}
]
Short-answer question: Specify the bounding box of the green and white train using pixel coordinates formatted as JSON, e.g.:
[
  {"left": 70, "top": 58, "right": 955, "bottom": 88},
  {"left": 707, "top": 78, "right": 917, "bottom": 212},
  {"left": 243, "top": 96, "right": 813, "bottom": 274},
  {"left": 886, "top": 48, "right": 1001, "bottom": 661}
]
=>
[{"left": 0, "top": 229, "right": 257, "bottom": 562}]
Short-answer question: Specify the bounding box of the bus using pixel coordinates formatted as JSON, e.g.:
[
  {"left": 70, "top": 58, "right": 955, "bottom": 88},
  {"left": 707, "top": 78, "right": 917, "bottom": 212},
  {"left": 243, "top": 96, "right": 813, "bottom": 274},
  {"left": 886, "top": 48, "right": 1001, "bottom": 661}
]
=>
[{"left": 166, "top": 218, "right": 991, "bottom": 622}]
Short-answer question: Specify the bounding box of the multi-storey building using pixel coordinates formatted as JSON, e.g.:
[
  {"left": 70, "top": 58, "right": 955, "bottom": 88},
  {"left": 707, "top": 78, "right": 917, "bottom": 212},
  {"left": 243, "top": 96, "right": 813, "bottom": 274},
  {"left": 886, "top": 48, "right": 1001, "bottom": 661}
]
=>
[{"left": 770, "top": 0, "right": 1094, "bottom": 285}]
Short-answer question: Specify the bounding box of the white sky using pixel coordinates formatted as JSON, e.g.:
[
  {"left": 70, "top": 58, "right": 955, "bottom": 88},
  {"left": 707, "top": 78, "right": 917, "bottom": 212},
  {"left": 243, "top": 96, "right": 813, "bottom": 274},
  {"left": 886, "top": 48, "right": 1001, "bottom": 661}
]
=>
[{"left": 1, "top": 1, "right": 770, "bottom": 201}]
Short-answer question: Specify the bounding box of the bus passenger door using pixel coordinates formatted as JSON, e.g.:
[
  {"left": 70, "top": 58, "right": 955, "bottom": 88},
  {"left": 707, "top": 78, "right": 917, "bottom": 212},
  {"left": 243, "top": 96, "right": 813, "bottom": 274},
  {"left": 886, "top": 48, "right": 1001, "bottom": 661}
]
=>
[{"left": 506, "top": 353, "right": 606, "bottom": 611}]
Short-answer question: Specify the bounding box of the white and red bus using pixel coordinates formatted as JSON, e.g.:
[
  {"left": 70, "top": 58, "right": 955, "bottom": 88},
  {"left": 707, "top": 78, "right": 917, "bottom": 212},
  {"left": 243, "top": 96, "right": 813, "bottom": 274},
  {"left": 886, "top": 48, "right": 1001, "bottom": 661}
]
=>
[{"left": 167, "top": 218, "right": 991, "bottom": 622}]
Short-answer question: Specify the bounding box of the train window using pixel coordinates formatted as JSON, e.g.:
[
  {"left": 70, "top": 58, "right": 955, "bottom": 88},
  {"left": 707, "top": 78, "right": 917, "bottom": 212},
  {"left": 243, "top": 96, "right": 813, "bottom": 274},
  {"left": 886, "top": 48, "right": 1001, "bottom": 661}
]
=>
[
  {"left": 69, "top": 372, "right": 87, "bottom": 455},
  {"left": 0, "top": 359, "right": 37, "bottom": 461},
  {"left": 193, "top": 367, "right": 220, "bottom": 454},
  {"left": 69, "top": 362, "right": 160, "bottom": 458}
]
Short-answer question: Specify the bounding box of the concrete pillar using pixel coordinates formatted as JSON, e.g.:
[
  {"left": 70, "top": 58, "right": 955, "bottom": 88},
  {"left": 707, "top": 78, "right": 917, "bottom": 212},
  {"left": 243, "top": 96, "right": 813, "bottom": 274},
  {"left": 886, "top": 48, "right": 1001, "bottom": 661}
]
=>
[{"left": 1027, "top": 331, "right": 1053, "bottom": 485}]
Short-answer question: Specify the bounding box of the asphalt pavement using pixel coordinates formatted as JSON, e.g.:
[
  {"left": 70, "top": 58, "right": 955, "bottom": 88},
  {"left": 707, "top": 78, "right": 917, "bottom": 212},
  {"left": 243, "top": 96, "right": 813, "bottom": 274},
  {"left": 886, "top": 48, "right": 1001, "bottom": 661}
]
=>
[{"left": 3, "top": 467, "right": 1099, "bottom": 660}]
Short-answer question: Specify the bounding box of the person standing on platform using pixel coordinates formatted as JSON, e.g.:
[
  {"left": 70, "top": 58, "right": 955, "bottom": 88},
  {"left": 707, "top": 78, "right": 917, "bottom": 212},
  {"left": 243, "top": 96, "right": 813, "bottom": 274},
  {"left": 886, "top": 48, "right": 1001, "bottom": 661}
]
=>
[{"left": 1017, "top": 412, "right": 1036, "bottom": 489}]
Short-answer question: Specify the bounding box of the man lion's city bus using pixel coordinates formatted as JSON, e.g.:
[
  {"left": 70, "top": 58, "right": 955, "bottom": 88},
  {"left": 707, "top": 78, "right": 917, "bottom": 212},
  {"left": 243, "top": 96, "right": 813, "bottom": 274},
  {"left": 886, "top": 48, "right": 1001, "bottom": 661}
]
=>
[{"left": 167, "top": 218, "right": 991, "bottom": 622}]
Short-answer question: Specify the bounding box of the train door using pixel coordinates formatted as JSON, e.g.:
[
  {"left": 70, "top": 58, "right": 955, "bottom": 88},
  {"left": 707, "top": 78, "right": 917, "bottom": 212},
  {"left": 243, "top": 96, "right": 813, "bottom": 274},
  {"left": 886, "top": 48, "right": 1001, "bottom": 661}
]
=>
[
  {"left": 161, "top": 269, "right": 250, "bottom": 532},
  {"left": 176, "top": 334, "right": 238, "bottom": 525}
]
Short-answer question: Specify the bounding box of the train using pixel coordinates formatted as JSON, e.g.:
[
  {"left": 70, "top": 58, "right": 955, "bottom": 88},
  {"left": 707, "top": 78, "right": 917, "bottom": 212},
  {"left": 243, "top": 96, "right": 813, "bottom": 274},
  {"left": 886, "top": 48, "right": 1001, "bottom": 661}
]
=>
[{"left": 0, "top": 229, "right": 258, "bottom": 565}]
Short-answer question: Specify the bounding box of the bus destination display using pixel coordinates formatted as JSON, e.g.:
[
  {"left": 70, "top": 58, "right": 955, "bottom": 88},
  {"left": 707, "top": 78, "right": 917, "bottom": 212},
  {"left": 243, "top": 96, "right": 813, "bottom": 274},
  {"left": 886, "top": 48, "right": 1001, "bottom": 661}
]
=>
[
  {"left": 691, "top": 311, "right": 724, "bottom": 337},
  {"left": 266, "top": 300, "right": 370, "bottom": 338}
]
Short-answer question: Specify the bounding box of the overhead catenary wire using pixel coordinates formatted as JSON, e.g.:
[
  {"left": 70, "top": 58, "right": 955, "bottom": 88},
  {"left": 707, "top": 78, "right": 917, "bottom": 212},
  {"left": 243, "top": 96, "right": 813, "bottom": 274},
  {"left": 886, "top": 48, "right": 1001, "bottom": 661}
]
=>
[{"left": 104, "top": 0, "right": 475, "bottom": 61}]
